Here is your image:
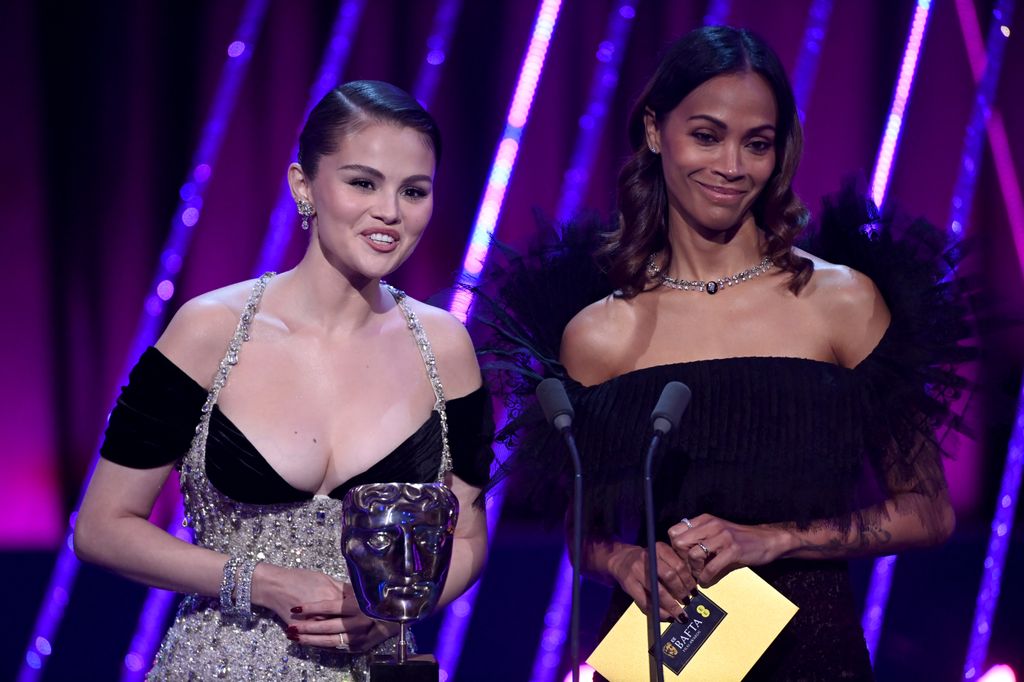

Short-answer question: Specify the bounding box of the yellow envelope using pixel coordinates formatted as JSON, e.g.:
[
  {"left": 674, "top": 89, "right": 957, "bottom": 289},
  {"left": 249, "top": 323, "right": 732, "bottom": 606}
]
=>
[{"left": 586, "top": 567, "right": 797, "bottom": 681}]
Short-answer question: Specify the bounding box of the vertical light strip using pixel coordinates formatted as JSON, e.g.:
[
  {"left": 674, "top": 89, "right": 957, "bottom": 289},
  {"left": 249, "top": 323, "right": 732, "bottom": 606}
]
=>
[
  {"left": 790, "top": 0, "right": 834, "bottom": 122},
  {"left": 435, "top": 3, "right": 564, "bottom": 678},
  {"left": 868, "top": 0, "right": 933, "bottom": 210},
  {"left": 528, "top": 549, "right": 578, "bottom": 682},
  {"left": 958, "top": 1, "right": 1018, "bottom": 678},
  {"left": 114, "top": 2, "right": 369, "bottom": 677},
  {"left": 16, "top": 1, "right": 272, "bottom": 679},
  {"left": 119, "top": 499, "right": 193, "bottom": 680},
  {"left": 447, "top": 0, "right": 564, "bottom": 323},
  {"left": 554, "top": 0, "right": 638, "bottom": 225},
  {"left": 965, "top": 388, "right": 1023, "bottom": 680},
  {"left": 954, "top": 0, "right": 1024, "bottom": 275},
  {"left": 413, "top": 0, "right": 463, "bottom": 107},
  {"left": 858, "top": 0, "right": 933, "bottom": 657},
  {"left": 251, "top": 0, "right": 367, "bottom": 276},
  {"left": 946, "top": 0, "right": 1014, "bottom": 239},
  {"left": 858, "top": 0, "right": 936, "bottom": 663},
  {"left": 433, "top": 450, "right": 507, "bottom": 682},
  {"left": 860, "top": 554, "right": 897, "bottom": 664},
  {"left": 984, "top": 110, "right": 1024, "bottom": 274},
  {"left": 527, "top": 3, "right": 638, "bottom": 680}
]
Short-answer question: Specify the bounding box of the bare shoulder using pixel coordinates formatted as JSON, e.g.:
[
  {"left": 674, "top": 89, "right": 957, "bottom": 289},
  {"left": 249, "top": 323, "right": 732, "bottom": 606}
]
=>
[
  {"left": 404, "top": 297, "right": 482, "bottom": 399},
  {"left": 797, "top": 248, "right": 891, "bottom": 368},
  {"left": 561, "top": 294, "right": 634, "bottom": 386},
  {"left": 154, "top": 280, "right": 257, "bottom": 386}
]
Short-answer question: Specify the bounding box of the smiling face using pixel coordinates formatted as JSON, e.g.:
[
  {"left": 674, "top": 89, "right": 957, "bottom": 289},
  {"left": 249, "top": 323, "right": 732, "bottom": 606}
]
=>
[
  {"left": 645, "top": 71, "right": 777, "bottom": 238},
  {"left": 290, "top": 121, "right": 436, "bottom": 283}
]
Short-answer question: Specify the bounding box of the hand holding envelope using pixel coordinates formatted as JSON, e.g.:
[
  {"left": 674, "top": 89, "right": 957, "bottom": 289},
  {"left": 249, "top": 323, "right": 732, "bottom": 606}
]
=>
[{"left": 587, "top": 567, "right": 797, "bottom": 682}]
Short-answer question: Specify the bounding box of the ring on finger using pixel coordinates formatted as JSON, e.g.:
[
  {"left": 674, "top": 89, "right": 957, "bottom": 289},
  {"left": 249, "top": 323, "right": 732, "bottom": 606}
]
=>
[
  {"left": 335, "top": 632, "right": 349, "bottom": 651},
  {"left": 680, "top": 517, "right": 693, "bottom": 529},
  {"left": 697, "top": 542, "right": 711, "bottom": 558}
]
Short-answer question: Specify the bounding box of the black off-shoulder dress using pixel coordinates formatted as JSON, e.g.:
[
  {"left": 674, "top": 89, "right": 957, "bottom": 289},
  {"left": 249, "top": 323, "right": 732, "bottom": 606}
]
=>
[{"left": 473, "top": 189, "right": 972, "bottom": 681}]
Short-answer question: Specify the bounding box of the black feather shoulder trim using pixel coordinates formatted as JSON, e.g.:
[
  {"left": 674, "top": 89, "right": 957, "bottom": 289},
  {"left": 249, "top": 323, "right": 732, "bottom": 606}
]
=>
[
  {"left": 810, "top": 185, "right": 976, "bottom": 502},
  {"left": 474, "top": 189, "right": 975, "bottom": 532},
  {"left": 467, "top": 216, "right": 614, "bottom": 513}
]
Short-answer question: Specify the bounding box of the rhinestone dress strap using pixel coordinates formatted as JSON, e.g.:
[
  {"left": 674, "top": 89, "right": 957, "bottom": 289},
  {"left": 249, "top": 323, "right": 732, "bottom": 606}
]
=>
[
  {"left": 200, "top": 272, "right": 276, "bottom": 417},
  {"left": 384, "top": 283, "right": 451, "bottom": 483}
]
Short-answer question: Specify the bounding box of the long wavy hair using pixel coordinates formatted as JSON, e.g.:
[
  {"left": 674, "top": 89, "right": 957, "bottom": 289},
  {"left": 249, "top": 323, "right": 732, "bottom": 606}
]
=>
[{"left": 601, "top": 26, "right": 812, "bottom": 297}]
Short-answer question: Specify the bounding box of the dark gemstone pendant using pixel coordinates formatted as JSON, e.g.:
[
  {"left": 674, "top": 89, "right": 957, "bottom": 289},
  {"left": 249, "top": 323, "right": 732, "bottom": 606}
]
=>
[{"left": 706, "top": 281, "right": 719, "bottom": 295}]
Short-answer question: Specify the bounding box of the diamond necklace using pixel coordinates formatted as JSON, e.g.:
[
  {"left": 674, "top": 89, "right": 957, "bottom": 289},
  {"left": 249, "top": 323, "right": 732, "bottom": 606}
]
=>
[{"left": 647, "top": 254, "right": 774, "bottom": 295}]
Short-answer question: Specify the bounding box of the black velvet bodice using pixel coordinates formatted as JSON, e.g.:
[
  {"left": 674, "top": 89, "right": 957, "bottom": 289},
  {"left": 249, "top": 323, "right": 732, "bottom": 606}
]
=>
[{"left": 101, "top": 347, "right": 494, "bottom": 504}]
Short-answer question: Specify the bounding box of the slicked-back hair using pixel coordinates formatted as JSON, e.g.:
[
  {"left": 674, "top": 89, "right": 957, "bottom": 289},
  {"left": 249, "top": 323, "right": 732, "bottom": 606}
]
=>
[{"left": 298, "top": 80, "right": 441, "bottom": 179}]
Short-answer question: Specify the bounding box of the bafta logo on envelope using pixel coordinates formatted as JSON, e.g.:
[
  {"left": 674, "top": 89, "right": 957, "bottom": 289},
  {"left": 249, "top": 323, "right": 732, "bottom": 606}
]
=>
[{"left": 587, "top": 568, "right": 798, "bottom": 682}]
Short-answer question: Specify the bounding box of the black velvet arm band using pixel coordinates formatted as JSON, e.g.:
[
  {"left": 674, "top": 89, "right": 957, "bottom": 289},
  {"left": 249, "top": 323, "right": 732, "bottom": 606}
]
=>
[{"left": 99, "top": 347, "right": 207, "bottom": 469}]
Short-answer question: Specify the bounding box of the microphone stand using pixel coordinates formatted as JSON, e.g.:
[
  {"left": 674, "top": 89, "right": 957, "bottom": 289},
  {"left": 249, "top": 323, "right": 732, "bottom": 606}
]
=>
[
  {"left": 555, "top": 424, "right": 583, "bottom": 682},
  {"left": 643, "top": 430, "right": 666, "bottom": 682},
  {"left": 641, "top": 381, "right": 689, "bottom": 682},
  {"left": 538, "top": 378, "right": 583, "bottom": 682}
]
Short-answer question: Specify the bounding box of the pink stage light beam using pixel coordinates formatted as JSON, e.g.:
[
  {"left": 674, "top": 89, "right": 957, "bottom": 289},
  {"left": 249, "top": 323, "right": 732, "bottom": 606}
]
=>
[
  {"left": 448, "top": 0, "right": 563, "bottom": 324},
  {"left": 860, "top": 0, "right": 935, "bottom": 662}
]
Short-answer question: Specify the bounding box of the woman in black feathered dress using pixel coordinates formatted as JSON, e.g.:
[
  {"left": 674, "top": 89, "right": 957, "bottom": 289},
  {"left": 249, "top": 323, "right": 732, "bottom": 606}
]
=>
[{"left": 476, "top": 26, "right": 973, "bottom": 681}]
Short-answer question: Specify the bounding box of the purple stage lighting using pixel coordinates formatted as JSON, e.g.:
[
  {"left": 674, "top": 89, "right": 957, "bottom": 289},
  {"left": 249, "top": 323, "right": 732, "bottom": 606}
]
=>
[
  {"left": 868, "top": 0, "right": 933, "bottom": 211},
  {"left": 529, "top": 2, "right": 638, "bottom": 679},
  {"left": 17, "top": 2, "right": 271, "bottom": 680},
  {"left": 449, "top": 0, "right": 564, "bottom": 324},
  {"left": 436, "top": 2, "right": 565, "bottom": 676},
  {"left": 251, "top": 0, "right": 368, "bottom": 277},
  {"left": 959, "top": 3, "right": 1017, "bottom": 677},
  {"left": 858, "top": 0, "right": 936, "bottom": 663},
  {"left": 120, "top": 1, "right": 369, "bottom": 677},
  {"left": 554, "top": 0, "right": 637, "bottom": 226},
  {"left": 702, "top": 0, "right": 731, "bottom": 26},
  {"left": 413, "top": 0, "right": 463, "bottom": 107},
  {"left": 433, "top": 478, "right": 507, "bottom": 682},
  {"left": 964, "top": 387, "right": 1023, "bottom": 681},
  {"left": 791, "top": 0, "right": 834, "bottom": 122}
]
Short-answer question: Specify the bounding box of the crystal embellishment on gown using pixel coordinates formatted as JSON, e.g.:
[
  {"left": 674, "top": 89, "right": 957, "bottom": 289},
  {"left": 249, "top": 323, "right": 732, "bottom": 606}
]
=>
[{"left": 147, "top": 274, "right": 454, "bottom": 681}]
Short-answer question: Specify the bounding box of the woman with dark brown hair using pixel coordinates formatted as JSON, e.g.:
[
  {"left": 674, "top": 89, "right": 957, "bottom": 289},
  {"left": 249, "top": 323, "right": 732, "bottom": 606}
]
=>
[
  {"left": 74, "top": 80, "right": 494, "bottom": 681},
  {"left": 481, "top": 26, "right": 969, "bottom": 679}
]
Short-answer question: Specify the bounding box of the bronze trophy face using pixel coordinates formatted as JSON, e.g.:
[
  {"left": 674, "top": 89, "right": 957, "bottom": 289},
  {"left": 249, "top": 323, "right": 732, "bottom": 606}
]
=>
[{"left": 341, "top": 482, "right": 459, "bottom": 624}]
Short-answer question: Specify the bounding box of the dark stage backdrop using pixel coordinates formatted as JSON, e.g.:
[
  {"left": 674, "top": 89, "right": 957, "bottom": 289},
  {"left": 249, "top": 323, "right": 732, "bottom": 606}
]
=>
[{"left": 2, "top": 0, "right": 1022, "bottom": 680}]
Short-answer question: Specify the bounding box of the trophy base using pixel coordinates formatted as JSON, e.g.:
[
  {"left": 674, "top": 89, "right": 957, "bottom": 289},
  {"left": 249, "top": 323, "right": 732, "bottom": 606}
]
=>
[{"left": 369, "top": 654, "right": 439, "bottom": 682}]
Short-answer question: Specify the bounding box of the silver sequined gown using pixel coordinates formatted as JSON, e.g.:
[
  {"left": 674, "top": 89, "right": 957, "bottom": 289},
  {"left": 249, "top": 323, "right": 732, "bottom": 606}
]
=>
[{"left": 149, "top": 274, "right": 449, "bottom": 681}]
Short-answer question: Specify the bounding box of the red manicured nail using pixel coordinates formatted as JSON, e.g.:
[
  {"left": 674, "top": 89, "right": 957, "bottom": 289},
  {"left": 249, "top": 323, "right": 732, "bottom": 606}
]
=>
[
  {"left": 290, "top": 606, "right": 303, "bottom": 614},
  {"left": 287, "top": 626, "right": 298, "bottom": 635}
]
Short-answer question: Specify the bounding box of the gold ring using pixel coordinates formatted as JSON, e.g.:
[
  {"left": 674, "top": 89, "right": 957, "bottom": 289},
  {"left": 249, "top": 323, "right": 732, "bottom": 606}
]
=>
[{"left": 335, "top": 632, "right": 349, "bottom": 651}]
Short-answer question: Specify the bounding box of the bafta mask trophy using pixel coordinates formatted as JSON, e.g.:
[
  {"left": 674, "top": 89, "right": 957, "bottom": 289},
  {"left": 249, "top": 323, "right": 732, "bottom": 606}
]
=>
[{"left": 342, "top": 482, "right": 459, "bottom": 681}]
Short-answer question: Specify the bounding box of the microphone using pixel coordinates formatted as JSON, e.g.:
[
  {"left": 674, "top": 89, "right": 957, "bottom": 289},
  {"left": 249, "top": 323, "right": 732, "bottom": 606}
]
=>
[
  {"left": 537, "top": 376, "right": 575, "bottom": 432},
  {"left": 643, "top": 381, "right": 691, "bottom": 682},
  {"left": 651, "top": 381, "right": 691, "bottom": 435},
  {"left": 536, "top": 378, "right": 583, "bottom": 682}
]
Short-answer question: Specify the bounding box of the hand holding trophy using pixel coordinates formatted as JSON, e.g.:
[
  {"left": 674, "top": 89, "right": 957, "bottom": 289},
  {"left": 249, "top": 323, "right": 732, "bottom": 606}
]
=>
[{"left": 342, "top": 482, "right": 459, "bottom": 681}]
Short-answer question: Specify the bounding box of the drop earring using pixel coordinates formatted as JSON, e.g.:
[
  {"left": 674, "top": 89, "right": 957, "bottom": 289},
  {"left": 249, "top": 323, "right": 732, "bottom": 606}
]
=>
[{"left": 296, "top": 199, "right": 314, "bottom": 230}]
